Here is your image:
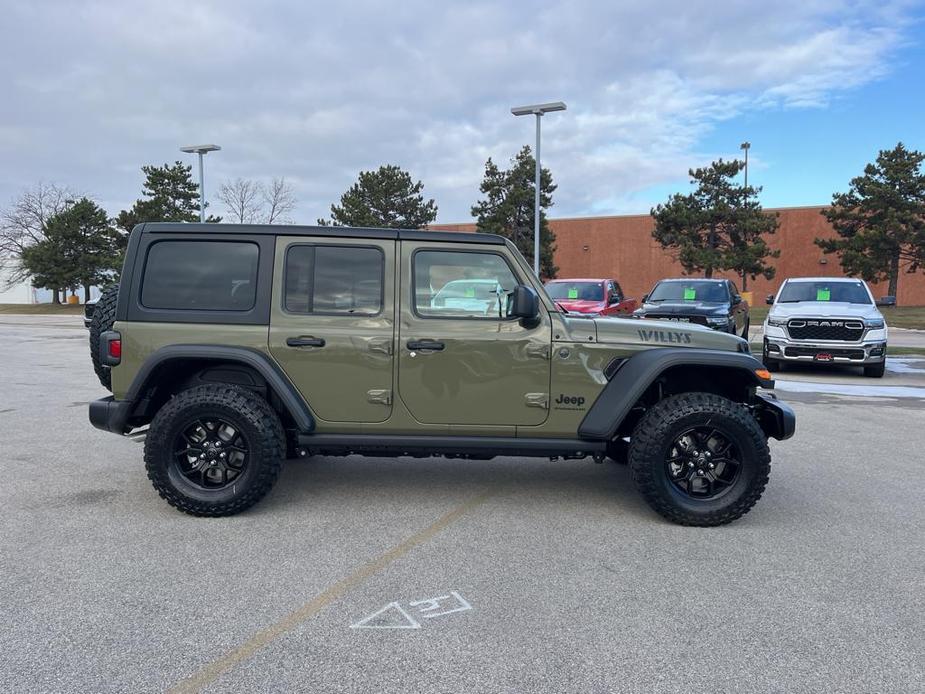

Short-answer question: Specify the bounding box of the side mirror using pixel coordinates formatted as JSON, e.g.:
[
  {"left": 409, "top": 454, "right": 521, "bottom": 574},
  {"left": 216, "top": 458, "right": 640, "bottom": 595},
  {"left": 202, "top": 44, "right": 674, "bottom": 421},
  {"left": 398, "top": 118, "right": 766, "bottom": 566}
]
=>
[
  {"left": 876, "top": 295, "right": 896, "bottom": 307},
  {"left": 509, "top": 284, "right": 540, "bottom": 323},
  {"left": 765, "top": 294, "right": 775, "bottom": 305},
  {"left": 641, "top": 294, "right": 649, "bottom": 302},
  {"left": 731, "top": 295, "right": 741, "bottom": 305}
]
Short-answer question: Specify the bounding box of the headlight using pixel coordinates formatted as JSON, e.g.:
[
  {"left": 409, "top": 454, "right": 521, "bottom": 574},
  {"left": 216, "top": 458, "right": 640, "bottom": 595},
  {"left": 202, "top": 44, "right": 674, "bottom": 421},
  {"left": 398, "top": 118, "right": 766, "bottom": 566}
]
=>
[
  {"left": 633, "top": 309, "right": 645, "bottom": 317},
  {"left": 767, "top": 316, "right": 787, "bottom": 327},
  {"left": 865, "top": 319, "right": 885, "bottom": 329},
  {"left": 706, "top": 316, "right": 728, "bottom": 325}
]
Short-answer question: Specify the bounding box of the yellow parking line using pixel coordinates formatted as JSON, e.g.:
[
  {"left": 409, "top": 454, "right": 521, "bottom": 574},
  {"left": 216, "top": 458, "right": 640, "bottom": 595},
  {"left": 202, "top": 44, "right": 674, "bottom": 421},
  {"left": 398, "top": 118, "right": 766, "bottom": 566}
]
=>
[{"left": 169, "top": 492, "right": 493, "bottom": 694}]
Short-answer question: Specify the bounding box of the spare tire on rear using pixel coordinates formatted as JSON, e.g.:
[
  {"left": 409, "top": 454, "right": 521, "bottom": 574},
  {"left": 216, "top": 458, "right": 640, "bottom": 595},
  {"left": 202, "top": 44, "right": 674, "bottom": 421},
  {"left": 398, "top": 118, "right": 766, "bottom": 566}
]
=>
[{"left": 89, "top": 284, "right": 119, "bottom": 391}]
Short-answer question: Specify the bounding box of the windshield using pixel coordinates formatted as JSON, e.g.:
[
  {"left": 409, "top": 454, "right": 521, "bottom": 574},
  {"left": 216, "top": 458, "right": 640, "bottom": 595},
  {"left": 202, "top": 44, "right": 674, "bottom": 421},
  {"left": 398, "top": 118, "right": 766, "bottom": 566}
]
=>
[
  {"left": 648, "top": 281, "right": 728, "bottom": 303},
  {"left": 545, "top": 281, "right": 604, "bottom": 301},
  {"left": 778, "top": 281, "right": 871, "bottom": 304}
]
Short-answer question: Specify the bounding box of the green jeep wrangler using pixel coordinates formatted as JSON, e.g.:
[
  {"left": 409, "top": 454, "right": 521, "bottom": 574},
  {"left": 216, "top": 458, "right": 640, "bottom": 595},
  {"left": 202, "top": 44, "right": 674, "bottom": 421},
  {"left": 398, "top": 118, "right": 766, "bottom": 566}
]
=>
[{"left": 89, "top": 223, "right": 794, "bottom": 525}]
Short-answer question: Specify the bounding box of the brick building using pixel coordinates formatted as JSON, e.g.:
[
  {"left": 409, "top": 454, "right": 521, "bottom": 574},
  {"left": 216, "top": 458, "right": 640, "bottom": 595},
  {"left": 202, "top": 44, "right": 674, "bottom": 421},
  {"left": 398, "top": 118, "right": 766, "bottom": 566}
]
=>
[{"left": 433, "top": 205, "right": 925, "bottom": 305}]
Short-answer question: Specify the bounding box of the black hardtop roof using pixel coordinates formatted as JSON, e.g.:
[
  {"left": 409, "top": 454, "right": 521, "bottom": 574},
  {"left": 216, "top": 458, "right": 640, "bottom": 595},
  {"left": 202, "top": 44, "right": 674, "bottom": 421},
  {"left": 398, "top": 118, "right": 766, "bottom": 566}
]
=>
[{"left": 140, "top": 222, "right": 506, "bottom": 245}]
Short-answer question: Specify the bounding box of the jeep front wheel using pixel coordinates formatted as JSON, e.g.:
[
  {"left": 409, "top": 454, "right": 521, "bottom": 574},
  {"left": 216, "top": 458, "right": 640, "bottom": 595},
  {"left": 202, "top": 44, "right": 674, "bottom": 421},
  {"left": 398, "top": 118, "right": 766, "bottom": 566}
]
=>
[
  {"left": 144, "top": 384, "right": 285, "bottom": 516},
  {"left": 628, "top": 392, "right": 770, "bottom": 526}
]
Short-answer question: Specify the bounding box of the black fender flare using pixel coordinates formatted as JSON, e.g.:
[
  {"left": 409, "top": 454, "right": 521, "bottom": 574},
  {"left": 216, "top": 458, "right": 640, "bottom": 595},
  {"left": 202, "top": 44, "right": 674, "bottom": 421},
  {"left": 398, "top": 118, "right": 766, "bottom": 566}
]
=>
[
  {"left": 124, "top": 344, "right": 316, "bottom": 433},
  {"left": 578, "top": 348, "right": 773, "bottom": 440}
]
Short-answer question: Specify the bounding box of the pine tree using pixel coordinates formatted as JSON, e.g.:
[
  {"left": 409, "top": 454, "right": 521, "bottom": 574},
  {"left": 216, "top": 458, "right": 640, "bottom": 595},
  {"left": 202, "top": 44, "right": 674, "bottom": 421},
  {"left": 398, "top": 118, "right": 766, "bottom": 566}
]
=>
[
  {"left": 318, "top": 165, "right": 437, "bottom": 228},
  {"left": 471, "top": 146, "right": 558, "bottom": 279},
  {"left": 115, "top": 161, "right": 220, "bottom": 238},
  {"left": 651, "top": 159, "right": 779, "bottom": 284},
  {"left": 21, "top": 198, "right": 120, "bottom": 301},
  {"left": 817, "top": 143, "right": 925, "bottom": 301}
]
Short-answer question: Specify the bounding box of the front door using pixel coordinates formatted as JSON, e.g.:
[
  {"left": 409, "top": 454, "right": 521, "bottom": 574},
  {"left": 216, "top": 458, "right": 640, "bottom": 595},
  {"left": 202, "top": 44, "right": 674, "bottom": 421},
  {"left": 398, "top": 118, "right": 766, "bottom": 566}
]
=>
[
  {"left": 397, "top": 242, "right": 552, "bottom": 426},
  {"left": 269, "top": 236, "right": 395, "bottom": 423}
]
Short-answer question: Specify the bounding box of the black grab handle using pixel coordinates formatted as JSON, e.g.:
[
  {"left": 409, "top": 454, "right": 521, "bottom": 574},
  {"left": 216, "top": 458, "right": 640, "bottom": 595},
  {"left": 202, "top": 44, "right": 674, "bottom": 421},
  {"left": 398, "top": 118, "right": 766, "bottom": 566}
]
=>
[
  {"left": 406, "top": 339, "right": 445, "bottom": 351},
  {"left": 287, "top": 336, "right": 326, "bottom": 348}
]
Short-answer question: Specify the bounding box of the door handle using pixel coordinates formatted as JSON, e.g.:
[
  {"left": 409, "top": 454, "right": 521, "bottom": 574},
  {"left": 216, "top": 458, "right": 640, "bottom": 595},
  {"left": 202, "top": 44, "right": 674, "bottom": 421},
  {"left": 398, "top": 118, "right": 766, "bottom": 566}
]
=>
[
  {"left": 287, "top": 336, "right": 326, "bottom": 348},
  {"left": 407, "top": 339, "right": 445, "bottom": 351}
]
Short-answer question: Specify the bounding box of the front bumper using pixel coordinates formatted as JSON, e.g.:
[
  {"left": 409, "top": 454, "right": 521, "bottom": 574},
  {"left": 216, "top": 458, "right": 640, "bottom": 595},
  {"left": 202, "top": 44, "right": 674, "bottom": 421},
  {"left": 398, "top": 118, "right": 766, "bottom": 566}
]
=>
[
  {"left": 89, "top": 396, "right": 133, "bottom": 435},
  {"left": 763, "top": 336, "right": 886, "bottom": 365}
]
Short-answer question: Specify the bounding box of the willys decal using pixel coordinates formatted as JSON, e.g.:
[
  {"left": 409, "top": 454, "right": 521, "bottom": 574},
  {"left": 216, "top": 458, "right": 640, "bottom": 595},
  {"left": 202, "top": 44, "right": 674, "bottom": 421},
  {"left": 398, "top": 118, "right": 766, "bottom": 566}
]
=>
[{"left": 637, "top": 329, "right": 693, "bottom": 344}]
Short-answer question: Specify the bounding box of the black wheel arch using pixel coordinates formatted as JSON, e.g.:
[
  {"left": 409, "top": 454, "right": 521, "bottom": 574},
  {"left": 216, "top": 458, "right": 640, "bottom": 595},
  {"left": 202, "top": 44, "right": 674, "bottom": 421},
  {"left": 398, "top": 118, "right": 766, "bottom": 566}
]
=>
[
  {"left": 121, "top": 345, "right": 316, "bottom": 433},
  {"left": 579, "top": 348, "right": 790, "bottom": 441}
]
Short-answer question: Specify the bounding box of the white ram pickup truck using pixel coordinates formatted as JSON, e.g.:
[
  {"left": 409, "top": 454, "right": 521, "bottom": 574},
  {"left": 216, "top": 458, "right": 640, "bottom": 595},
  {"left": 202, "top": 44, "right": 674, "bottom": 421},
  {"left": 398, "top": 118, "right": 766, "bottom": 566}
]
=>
[{"left": 762, "top": 277, "right": 890, "bottom": 378}]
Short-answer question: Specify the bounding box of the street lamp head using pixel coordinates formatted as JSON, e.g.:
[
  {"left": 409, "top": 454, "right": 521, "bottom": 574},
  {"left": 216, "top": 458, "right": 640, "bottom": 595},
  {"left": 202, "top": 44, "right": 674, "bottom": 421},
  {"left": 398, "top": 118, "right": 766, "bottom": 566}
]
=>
[
  {"left": 740, "top": 141, "right": 751, "bottom": 150},
  {"left": 511, "top": 101, "right": 567, "bottom": 117},
  {"left": 180, "top": 144, "right": 221, "bottom": 154}
]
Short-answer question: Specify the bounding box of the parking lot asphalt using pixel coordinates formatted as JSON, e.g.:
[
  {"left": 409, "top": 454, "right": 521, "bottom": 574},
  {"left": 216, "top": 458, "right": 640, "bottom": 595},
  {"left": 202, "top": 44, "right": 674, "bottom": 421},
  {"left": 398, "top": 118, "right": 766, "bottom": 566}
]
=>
[{"left": 1, "top": 315, "right": 923, "bottom": 694}]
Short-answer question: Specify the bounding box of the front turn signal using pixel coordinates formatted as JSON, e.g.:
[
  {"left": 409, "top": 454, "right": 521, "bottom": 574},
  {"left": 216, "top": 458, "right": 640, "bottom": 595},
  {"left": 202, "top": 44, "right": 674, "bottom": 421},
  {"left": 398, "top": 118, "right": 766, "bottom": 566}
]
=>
[{"left": 754, "top": 368, "right": 772, "bottom": 382}]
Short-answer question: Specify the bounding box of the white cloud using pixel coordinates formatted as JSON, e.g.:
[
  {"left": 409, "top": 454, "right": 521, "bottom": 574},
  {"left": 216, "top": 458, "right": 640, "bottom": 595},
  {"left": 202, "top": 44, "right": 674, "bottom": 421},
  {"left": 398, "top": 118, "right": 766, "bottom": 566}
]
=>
[{"left": 0, "top": 0, "right": 917, "bottom": 221}]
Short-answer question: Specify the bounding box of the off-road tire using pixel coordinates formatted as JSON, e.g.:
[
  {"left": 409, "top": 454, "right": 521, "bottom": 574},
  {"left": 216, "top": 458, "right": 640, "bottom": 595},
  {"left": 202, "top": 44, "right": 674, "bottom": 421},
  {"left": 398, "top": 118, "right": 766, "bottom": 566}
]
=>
[
  {"left": 88, "top": 284, "right": 119, "bottom": 391},
  {"left": 144, "top": 384, "right": 285, "bottom": 517},
  {"left": 863, "top": 361, "right": 886, "bottom": 378},
  {"left": 629, "top": 392, "right": 771, "bottom": 526}
]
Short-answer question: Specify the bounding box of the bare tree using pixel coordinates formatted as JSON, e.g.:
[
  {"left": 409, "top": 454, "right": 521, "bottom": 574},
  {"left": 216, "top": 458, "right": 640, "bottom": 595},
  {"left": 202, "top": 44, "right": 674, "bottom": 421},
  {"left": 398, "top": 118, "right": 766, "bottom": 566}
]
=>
[
  {"left": 263, "top": 177, "right": 296, "bottom": 224},
  {"left": 217, "top": 177, "right": 297, "bottom": 224},
  {"left": 0, "top": 182, "right": 77, "bottom": 301},
  {"left": 217, "top": 178, "right": 263, "bottom": 224}
]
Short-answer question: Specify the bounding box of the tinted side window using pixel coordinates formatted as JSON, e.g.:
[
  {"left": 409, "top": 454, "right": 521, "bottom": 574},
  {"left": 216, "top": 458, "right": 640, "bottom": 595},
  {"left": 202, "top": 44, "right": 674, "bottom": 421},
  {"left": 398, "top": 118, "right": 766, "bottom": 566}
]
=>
[
  {"left": 284, "top": 245, "right": 383, "bottom": 315},
  {"left": 414, "top": 250, "right": 519, "bottom": 318},
  {"left": 141, "top": 241, "right": 259, "bottom": 311}
]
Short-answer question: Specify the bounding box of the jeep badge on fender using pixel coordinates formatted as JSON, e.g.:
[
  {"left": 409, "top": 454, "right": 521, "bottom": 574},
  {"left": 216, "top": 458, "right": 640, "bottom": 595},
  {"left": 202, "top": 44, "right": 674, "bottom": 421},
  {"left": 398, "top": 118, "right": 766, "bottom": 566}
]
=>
[{"left": 554, "top": 394, "right": 586, "bottom": 408}]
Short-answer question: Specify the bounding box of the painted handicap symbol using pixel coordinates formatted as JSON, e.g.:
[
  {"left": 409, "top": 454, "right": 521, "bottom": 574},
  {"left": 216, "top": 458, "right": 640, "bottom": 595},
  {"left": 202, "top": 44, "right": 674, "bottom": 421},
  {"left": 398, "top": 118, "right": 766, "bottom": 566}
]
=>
[{"left": 350, "top": 591, "right": 473, "bottom": 630}]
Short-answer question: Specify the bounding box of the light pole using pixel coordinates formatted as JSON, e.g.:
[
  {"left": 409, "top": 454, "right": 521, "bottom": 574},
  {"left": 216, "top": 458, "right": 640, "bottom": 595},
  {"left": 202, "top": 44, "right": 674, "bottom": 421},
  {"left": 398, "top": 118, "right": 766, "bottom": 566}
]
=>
[
  {"left": 740, "top": 141, "right": 750, "bottom": 191},
  {"left": 180, "top": 144, "right": 221, "bottom": 222},
  {"left": 739, "top": 141, "right": 751, "bottom": 290},
  {"left": 511, "top": 101, "right": 566, "bottom": 277}
]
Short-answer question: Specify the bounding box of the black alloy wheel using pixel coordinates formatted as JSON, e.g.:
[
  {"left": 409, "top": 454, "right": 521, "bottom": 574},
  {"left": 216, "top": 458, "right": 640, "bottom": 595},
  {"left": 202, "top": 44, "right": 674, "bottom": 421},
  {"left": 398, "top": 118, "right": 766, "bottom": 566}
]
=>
[
  {"left": 174, "top": 417, "right": 249, "bottom": 490},
  {"left": 628, "top": 392, "right": 771, "bottom": 526},
  {"left": 145, "top": 384, "right": 284, "bottom": 516},
  {"left": 665, "top": 426, "right": 742, "bottom": 500}
]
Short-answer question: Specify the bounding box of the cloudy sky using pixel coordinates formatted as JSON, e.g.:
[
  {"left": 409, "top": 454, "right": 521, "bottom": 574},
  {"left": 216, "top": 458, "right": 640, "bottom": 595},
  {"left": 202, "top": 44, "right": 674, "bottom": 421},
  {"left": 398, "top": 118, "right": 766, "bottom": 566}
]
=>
[{"left": 1, "top": 0, "right": 923, "bottom": 224}]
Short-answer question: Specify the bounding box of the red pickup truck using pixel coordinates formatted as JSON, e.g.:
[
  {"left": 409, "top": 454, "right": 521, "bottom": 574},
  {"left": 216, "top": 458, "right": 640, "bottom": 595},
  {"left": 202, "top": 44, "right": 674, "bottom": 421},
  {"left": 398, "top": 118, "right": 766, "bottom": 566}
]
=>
[{"left": 544, "top": 278, "right": 638, "bottom": 317}]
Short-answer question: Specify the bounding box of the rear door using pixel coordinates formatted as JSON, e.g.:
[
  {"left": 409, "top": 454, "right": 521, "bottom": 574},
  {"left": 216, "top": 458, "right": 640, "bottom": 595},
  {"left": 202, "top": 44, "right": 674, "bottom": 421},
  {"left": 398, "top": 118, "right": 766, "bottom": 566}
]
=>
[
  {"left": 397, "top": 242, "right": 552, "bottom": 426},
  {"left": 269, "top": 236, "right": 395, "bottom": 423}
]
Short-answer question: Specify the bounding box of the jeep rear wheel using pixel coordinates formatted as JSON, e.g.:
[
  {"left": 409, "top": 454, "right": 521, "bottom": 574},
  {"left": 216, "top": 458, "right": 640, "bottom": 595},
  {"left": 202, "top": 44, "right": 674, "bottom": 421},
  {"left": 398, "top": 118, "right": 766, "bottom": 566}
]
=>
[
  {"left": 629, "top": 392, "right": 770, "bottom": 526},
  {"left": 144, "top": 384, "right": 284, "bottom": 516},
  {"left": 88, "top": 284, "right": 119, "bottom": 391}
]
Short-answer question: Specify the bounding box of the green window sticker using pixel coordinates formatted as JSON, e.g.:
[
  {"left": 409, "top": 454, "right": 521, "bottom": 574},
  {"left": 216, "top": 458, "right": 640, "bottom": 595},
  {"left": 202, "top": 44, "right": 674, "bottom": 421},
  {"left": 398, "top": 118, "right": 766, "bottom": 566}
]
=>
[
  {"left": 816, "top": 288, "right": 830, "bottom": 301},
  {"left": 567, "top": 288, "right": 579, "bottom": 299},
  {"left": 683, "top": 288, "right": 696, "bottom": 300},
  {"left": 464, "top": 287, "right": 475, "bottom": 298}
]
